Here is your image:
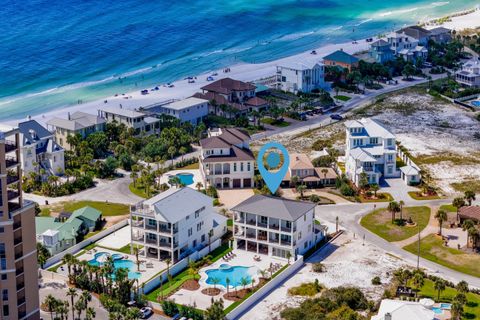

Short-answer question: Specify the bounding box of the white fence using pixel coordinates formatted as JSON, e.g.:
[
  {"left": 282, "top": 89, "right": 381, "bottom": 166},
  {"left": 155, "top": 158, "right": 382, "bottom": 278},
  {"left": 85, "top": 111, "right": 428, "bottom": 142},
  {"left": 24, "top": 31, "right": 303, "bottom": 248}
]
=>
[
  {"left": 225, "top": 256, "right": 305, "bottom": 320},
  {"left": 142, "top": 239, "right": 222, "bottom": 295},
  {"left": 43, "top": 219, "right": 129, "bottom": 269}
]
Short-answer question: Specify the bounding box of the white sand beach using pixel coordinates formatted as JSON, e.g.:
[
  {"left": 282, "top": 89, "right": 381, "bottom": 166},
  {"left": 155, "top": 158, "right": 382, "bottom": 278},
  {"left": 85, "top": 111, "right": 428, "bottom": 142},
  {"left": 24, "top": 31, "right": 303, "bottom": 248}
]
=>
[{"left": 6, "top": 7, "right": 480, "bottom": 127}]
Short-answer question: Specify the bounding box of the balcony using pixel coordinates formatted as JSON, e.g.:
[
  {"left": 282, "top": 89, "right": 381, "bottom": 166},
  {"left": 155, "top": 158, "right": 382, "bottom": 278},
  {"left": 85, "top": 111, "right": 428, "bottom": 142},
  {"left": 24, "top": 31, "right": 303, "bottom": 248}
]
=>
[
  {"left": 173, "top": 241, "right": 178, "bottom": 248},
  {"left": 7, "top": 175, "right": 20, "bottom": 185},
  {"left": 281, "top": 226, "right": 292, "bottom": 233},
  {"left": 158, "top": 241, "right": 171, "bottom": 248},
  {"left": 131, "top": 221, "right": 144, "bottom": 228},
  {"left": 145, "top": 238, "right": 157, "bottom": 245},
  {"left": 257, "top": 235, "right": 267, "bottom": 241},
  {"left": 158, "top": 227, "right": 172, "bottom": 235},
  {"left": 5, "top": 156, "right": 19, "bottom": 168},
  {"left": 245, "top": 233, "right": 256, "bottom": 239},
  {"left": 7, "top": 190, "right": 20, "bottom": 201},
  {"left": 269, "top": 224, "right": 280, "bottom": 230},
  {"left": 17, "top": 296, "right": 26, "bottom": 306},
  {"left": 268, "top": 237, "right": 279, "bottom": 243},
  {"left": 246, "top": 219, "right": 256, "bottom": 226},
  {"left": 257, "top": 222, "right": 268, "bottom": 228},
  {"left": 13, "top": 221, "right": 21, "bottom": 230},
  {"left": 132, "top": 234, "right": 144, "bottom": 242},
  {"left": 145, "top": 224, "right": 157, "bottom": 231},
  {"left": 15, "top": 267, "right": 24, "bottom": 276},
  {"left": 15, "top": 250, "right": 23, "bottom": 260},
  {"left": 14, "top": 236, "right": 22, "bottom": 246},
  {"left": 4, "top": 140, "right": 17, "bottom": 153}
]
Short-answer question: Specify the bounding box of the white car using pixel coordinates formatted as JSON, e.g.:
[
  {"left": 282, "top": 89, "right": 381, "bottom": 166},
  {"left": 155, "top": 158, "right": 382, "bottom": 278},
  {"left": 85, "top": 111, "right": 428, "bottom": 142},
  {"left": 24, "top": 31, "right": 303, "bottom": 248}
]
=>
[{"left": 139, "top": 307, "right": 153, "bottom": 319}]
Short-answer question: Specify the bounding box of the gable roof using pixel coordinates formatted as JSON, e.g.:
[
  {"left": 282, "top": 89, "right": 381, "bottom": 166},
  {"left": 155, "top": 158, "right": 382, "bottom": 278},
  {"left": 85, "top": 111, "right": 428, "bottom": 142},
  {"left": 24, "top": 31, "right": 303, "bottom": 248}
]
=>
[
  {"left": 459, "top": 206, "right": 480, "bottom": 221},
  {"left": 372, "top": 299, "right": 434, "bottom": 320},
  {"left": 290, "top": 153, "right": 314, "bottom": 170},
  {"left": 349, "top": 148, "right": 377, "bottom": 162},
  {"left": 201, "top": 78, "right": 256, "bottom": 95},
  {"left": 400, "top": 165, "right": 420, "bottom": 175},
  {"left": 371, "top": 39, "right": 390, "bottom": 47},
  {"left": 428, "top": 27, "right": 451, "bottom": 36},
  {"left": 99, "top": 106, "right": 145, "bottom": 118},
  {"left": 323, "top": 50, "right": 359, "bottom": 65},
  {"left": 143, "top": 187, "right": 213, "bottom": 223},
  {"left": 163, "top": 97, "right": 208, "bottom": 111},
  {"left": 399, "top": 26, "right": 431, "bottom": 39},
  {"left": 47, "top": 111, "right": 105, "bottom": 131},
  {"left": 245, "top": 96, "right": 268, "bottom": 107},
  {"left": 345, "top": 118, "right": 396, "bottom": 139},
  {"left": 69, "top": 206, "right": 102, "bottom": 222},
  {"left": 232, "top": 195, "right": 315, "bottom": 221}
]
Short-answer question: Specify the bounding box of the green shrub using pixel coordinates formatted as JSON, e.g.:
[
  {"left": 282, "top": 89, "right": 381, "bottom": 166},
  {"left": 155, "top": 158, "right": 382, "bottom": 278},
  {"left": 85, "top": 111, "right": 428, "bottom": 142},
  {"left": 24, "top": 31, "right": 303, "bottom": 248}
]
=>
[
  {"left": 212, "top": 198, "right": 220, "bottom": 206},
  {"left": 312, "top": 262, "right": 326, "bottom": 273},
  {"left": 309, "top": 194, "right": 321, "bottom": 203},
  {"left": 371, "top": 276, "right": 381, "bottom": 285},
  {"left": 340, "top": 183, "right": 355, "bottom": 197},
  {"left": 161, "top": 300, "right": 179, "bottom": 316},
  {"left": 288, "top": 280, "right": 323, "bottom": 296}
]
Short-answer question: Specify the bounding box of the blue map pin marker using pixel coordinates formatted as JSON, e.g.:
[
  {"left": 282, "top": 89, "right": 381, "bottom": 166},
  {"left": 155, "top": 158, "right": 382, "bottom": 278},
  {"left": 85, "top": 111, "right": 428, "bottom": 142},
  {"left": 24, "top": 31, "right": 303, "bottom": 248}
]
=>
[{"left": 257, "top": 142, "right": 289, "bottom": 194}]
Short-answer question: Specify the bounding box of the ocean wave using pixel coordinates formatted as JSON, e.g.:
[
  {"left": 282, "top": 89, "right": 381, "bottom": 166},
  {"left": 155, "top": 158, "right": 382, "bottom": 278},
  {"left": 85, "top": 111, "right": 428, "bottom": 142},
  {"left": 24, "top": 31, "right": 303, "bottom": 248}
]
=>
[
  {"left": 354, "top": 18, "right": 373, "bottom": 27},
  {"left": 430, "top": 2, "right": 450, "bottom": 8},
  {"left": 276, "top": 30, "right": 316, "bottom": 42}
]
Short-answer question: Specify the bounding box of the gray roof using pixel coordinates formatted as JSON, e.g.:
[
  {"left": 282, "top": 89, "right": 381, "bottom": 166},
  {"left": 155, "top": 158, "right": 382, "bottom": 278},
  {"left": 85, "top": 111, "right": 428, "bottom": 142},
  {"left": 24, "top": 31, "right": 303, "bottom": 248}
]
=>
[
  {"left": 163, "top": 97, "right": 208, "bottom": 111},
  {"left": 143, "top": 187, "right": 213, "bottom": 223},
  {"left": 47, "top": 111, "right": 105, "bottom": 131},
  {"left": 345, "top": 118, "right": 396, "bottom": 139},
  {"left": 232, "top": 195, "right": 316, "bottom": 221},
  {"left": 18, "top": 120, "right": 53, "bottom": 144},
  {"left": 98, "top": 106, "right": 145, "bottom": 118}
]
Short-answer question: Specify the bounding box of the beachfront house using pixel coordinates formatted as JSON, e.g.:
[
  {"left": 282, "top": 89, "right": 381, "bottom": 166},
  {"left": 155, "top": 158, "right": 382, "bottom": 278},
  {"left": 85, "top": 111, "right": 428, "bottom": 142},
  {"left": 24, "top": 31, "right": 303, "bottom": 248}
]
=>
[
  {"left": 232, "top": 195, "right": 326, "bottom": 259},
  {"left": 372, "top": 299, "right": 435, "bottom": 320},
  {"left": 455, "top": 59, "right": 480, "bottom": 88},
  {"left": 369, "top": 39, "right": 395, "bottom": 64},
  {"left": 428, "top": 27, "right": 452, "bottom": 44},
  {"left": 130, "top": 187, "right": 227, "bottom": 262},
  {"left": 244, "top": 96, "right": 270, "bottom": 113},
  {"left": 199, "top": 128, "right": 254, "bottom": 189},
  {"left": 398, "top": 26, "right": 432, "bottom": 46},
  {"left": 46, "top": 111, "right": 106, "bottom": 151},
  {"left": 386, "top": 32, "right": 428, "bottom": 62},
  {"left": 345, "top": 118, "right": 397, "bottom": 187},
  {"left": 98, "top": 106, "right": 160, "bottom": 135},
  {"left": 276, "top": 61, "right": 326, "bottom": 93},
  {"left": 147, "top": 97, "right": 209, "bottom": 125},
  {"left": 282, "top": 153, "right": 337, "bottom": 188},
  {"left": 35, "top": 206, "right": 102, "bottom": 255},
  {"left": 18, "top": 119, "right": 65, "bottom": 177},
  {"left": 323, "top": 49, "right": 359, "bottom": 71},
  {"left": 194, "top": 77, "right": 256, "bottom": 118}
]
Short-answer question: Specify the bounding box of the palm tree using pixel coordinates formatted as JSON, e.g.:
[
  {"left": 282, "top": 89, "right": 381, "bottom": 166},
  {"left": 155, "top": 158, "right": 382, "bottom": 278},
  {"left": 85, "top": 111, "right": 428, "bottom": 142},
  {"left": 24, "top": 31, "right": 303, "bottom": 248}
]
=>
[
  {"left": 62, "top": 253, "right": 74, "bottom": 278},
  {"left": 240, "top": 277, "right": 249, "bottom": 292},
  {"left": 462, "top": 220, "right": 476, "bottom": 249},
  {"left": 211, "top": 277, "right": 220, "bottom": 294},
  {"left": 168, "top": 146, "right": 176, "bottom": 166},
  {"left": 399, "top": 200, "right": 405, "bottom": 221},
  {"left": 387, "top": 201, "right": 401, "bottom": 223},
  {"left": 55, "top": 300, "right": 68, "bottom": 320},
  {"left": 85, "top": 307, "right": 96, "bottom": 320},
  {"left": 75, "top": 298, "right": 85, "bottom": 319},
  {"left": 435, "top": 210, "right": 448, "bottom": 236},
  {"left": 286, "top": 251, "right": 292, "bottom": 265},
  {"left": 453, "top": 197, "right": 466, "bottom": 221},
  {"left": 370, "top": 184, "right": 380, "bottom": 198},
  {"left": 133, "top": 245, "right": 141, "bottom": 271},
  {"left": 467, "top": 226, "right": 479, "bottom": 251},
  {"left": 81, "top": 290, "right": 92, "bottom": 308},
  {"left": 44, "top": 294, "right": 57, "bottom": 320},
  {"left": 321, "top": 168, "right": 328, "bottom": 180},
  {"left": 66, "top": 287, "right": 77, "bottom": 320},
  {"left": 451, "top": 299, "right": 464, "bottom": 320},
  {"left": 290, "top": 175, "right": 300, "bottom": 188},
  {"left": 226, "top": 277, "right": 231, "bottom": 296},
  {"left": 412, "top": 271, "right": 424, "bottom": 299},
  {"left": 195, "top": 181, "right": 203, "bottom": 192},
  {"left": 165, "top": 258, "right": 171, "bottom": 278},
  {"left": 464, "top": 190, "right": 476, "bottom": 206},
  {"left": 296, "top": 184, "right": 307, "bottom": 199},
  {"left": 456, "top": 280, "right": 469, "bottom": 294},
  {"left": 434, "top": 278, "right": 446, "bottom": 301},
  {"left": 179, "top": 146, "right": 187, "bottom": 162}
]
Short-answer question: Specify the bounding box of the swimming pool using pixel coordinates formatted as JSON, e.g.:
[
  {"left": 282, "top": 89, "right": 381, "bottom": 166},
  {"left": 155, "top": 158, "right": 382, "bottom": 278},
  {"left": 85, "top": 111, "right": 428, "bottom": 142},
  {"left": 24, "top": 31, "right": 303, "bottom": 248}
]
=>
[
  {"left": 175, "top": 173, "right": 194, "bottom": 185},
  {"left": 205, "top": 264, "right": 257, "bottom": 288},
  {"left": 472, "top": 100, "right": 480, "bottom": 107},
  {"left": 432, "top": 307, "right": 443, "bottom": 314},
  {"left": 88, "top": 252, "right": 141, "bottom": 280},
  {"left": 440, "top": 303, "right": 451, "bottom": 310}
]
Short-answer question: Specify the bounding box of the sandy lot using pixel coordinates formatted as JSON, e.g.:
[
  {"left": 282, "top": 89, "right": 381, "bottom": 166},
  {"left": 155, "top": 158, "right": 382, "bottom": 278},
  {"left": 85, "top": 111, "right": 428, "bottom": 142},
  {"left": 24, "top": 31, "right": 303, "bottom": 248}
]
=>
[{"left": 239, "top": 232, "right": 406, "bottom": 320}]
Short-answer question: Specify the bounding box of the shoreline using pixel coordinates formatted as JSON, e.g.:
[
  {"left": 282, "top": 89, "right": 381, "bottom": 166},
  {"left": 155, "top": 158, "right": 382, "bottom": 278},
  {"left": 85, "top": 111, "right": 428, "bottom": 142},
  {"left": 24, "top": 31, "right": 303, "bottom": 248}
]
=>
[{"left": 5, "top": 5, "right": 480, "bottom": 127}]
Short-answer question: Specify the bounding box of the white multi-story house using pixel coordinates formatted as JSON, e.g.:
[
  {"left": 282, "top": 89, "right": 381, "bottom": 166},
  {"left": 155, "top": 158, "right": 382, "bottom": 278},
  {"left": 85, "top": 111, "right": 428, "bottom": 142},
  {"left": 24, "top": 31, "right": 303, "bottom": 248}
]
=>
[
  {"left": 148, "top": 97, "right": 209, "bottom": 125},
  {"left": 18, "top": 120, "right": 65, "bottom": 177},
  {"left": 98, "top": 106, "right": 160, "bottom": 135},
  {"left": 386, "top": 32, "right": 428, "bottom": 62},
  {"left": 130, "top": 187, "right": 227, "bottom": 262},
  {"left": 345, "top": 118, "right": 397, "bottom": 186},
  {"left": 199, "top": 128, "right": 254, "bottom": 189},
  {"left": 276, "top": 61, "right": 325, "bottom": 93},
  {"left": 232, "top": 195, "right": 326, "bottom": 259},
  {"left": 456, "top": 59, "right": 480, "bottom": 88}
]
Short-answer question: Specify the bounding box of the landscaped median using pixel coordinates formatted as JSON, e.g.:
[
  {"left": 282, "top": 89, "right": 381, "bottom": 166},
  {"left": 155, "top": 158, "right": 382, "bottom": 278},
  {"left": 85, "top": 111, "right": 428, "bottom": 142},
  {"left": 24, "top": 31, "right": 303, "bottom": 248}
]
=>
[
  {"left": 403, "top": 234, "right": 480, "bottom": 278},
  {"left": 358, "top": 192, "right": 393, "bottom": 203},
  {"left": 360, "top": 206, "right": 431, "bottom": 242},
  {"left": 407, "top": 191, "right": 442, "bottom": 200}
]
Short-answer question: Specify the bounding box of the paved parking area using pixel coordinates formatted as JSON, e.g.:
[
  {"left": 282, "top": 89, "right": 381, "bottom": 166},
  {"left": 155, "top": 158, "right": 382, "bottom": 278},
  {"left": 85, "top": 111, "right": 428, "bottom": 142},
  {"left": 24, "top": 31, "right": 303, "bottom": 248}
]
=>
[{"left": 380, "top": 178, "right": 419, "bottom": 202}]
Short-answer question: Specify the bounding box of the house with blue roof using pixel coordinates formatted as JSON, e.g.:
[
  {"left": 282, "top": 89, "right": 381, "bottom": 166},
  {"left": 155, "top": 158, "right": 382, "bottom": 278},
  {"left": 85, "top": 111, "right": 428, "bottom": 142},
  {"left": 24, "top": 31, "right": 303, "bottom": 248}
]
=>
[{"left": 323, "top": 49, "right": 359, "bottom": 71}]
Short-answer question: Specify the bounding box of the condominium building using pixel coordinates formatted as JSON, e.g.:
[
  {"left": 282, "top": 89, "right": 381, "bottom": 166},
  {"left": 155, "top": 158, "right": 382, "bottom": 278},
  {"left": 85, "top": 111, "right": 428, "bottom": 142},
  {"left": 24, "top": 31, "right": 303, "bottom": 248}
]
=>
[
  {"left": 232, "top": 195, "right": 326, "bottom": 259},
  {"left": 130, "top": 187, "right": 227, "bottom": 262},
  {"left": 456, "top": 59, "right": 480, "bottom": 88},
  {"left": 46, "top": 111, "right": 106, "bottom": 151},
  {"left": 0, "top": 125, "right": 40, "bottom": 320},
  {"left": 18, "top": 120, "right": 65, "bottom": 177},
  {"left": 98, "top": 106, "right": 160, "bottom": 135},
  {"left": 345, "top": 118, "right": 397, "bottom": 186},
  {"left": 199, "top": 128, "right": 254, "bottom": 189},
  {"left": 276, "top": 61, "right": 325, "bottom": 93}
]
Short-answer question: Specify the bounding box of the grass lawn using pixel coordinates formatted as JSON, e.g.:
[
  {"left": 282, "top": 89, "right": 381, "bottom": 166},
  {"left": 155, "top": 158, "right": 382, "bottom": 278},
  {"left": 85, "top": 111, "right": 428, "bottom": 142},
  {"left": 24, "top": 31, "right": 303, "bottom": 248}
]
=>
[
  {"left": 146, "top": 244, "right": 231, "bottom": 301},
  {"left": 176, "top": 162, "right": 199, "bottom": 170},
  {"left": 403, "top": 234, "right": 480, "bottom": 278},
  {"left": 418, "top": 279, "right": 480, "bottom": 319},
  {"left": 334, "top": 95, "right": 351, "bottom": 101},
  {"left": 408, "top": 191, "right": 442, "bottom": 200},
  {"left": 45, "top": 201, "right": 129, "bottom": 216},
  {"left": 227, "top": 219, "right": 233, "bottom": 227},
  {"left": 360, "top": 206, "right": 431, "bottom": 242},
  {"left": 439, "top": 204, "right": 456, "bottom": 212},
  {"left": 129, "top": 183, "right": 158, "bottom": 199},
  {"left": 39, "top": 208, "right": 51, "bottom": 217},
  {"left": 359, "top": 192, "right": 393, "bottom": 203},
  {"left": 261, "top": 118, "right": 290, "bottom": 127},
  {"left": 84, "top": 228, "right": 106, "bottom": 239}
]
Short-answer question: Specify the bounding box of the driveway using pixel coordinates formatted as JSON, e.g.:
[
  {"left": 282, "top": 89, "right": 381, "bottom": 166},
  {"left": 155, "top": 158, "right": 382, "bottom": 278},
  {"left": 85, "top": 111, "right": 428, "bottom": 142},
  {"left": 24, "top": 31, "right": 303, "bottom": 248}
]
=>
[{"left": 379, "top": 178, "right": 419, "bottom": 202}]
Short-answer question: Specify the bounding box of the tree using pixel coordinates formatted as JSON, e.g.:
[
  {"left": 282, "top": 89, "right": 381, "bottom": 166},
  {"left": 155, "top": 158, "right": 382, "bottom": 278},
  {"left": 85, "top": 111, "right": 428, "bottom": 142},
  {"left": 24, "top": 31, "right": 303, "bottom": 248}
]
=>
[
  {"left": 66, "top": 288, "right": 77, "bottom": 320},
  {"left": 451, "top": 298, "right": 464, "bottom": 320},
  {"left": 240, "top": 277, "right": 249, "bottom": 291},
  {"left": 435, "top": 210, "right": 448, "bottom": 236},
  {"left": 296, "top": 184, "right": 307, "bottom": 199},
  {"left": 226, "top": 277, "right": 231, "bottom": 296},
  {"left": 387, "top": 201, "right": 401, "bottom": 223},
  {"left": 85, "top": 307, "right": 96, "bottom": 320},
  {"left": 44, "top": 294, "right": 58, "bottom": 320},
  {"left": 168, "top": 146, "right": 176, "bottom": 166},
  {"left": 37, "top": 242, "right": 51, "bottom": 268},
  {"left": 456, "top": 280, "right": 469, "bottom": 294},
  {"left": 286, "top": 251, "right": 292, "bottom": 265},
  {"left": 165, "top": 258, "right": 171, "bottom": 278},
  {"left": 411, "top": 271, "right": 424, "bottom": 298},
  {"left": 464, "top": 190, "right": 476, "bottom": 206},
  {"left": 370, "top": 184, "right": 379, "bottom": 198},
  {"left": 204, "top": 298, "right": 225, "bottom": 320},
  {"left": 211, "top": 277, "right": 220, "bottom": 295},
  {"left": 462, "top": 219, "right": 476, "bottom": 249},
  {"left": 452, "top": 197, "right": 466, "bottom": 221},
  {"left": 359, "top": 172, "right": 369, "bottom": 191},
  {"left": 399, "top": 200, "right": 405, "bottom": 221},
  {"left": 290, "top": 175, "right": 300, "bottom": 188},
  {"left": 133, "top": 245, "right": 141, "bottom": 271},
  {"left": 402, "top": 63, "right": 416, "bottom": 80},
  {"left": 195, "top": 181, "right": 203, "bottom": 191},
  {"left": 434, "top": 278, "right": 446, "bottom": 301}
]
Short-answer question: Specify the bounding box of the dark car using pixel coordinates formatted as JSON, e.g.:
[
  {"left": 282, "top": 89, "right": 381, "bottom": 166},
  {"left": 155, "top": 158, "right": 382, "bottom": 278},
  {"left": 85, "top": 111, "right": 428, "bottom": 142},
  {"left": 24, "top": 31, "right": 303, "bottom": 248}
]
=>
[{"left": 330, "top": 114, "right": 343, "bottom": 120}]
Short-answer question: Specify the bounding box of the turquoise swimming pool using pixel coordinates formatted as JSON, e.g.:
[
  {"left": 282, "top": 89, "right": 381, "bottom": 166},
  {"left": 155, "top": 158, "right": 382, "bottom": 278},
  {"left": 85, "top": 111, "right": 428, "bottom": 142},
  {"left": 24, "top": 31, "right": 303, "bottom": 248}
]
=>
[
  {"left": 205, "top": 264, "right": 256, "bottom": 288},
  {"left": 175, "top": 173, "right": 194, "bottom": 185},
  {"left": 471, "top": 100, "right": 480, "bottom": 107},
  {"left": 88, "top": 252, "right": 141, "bottom": 280}
]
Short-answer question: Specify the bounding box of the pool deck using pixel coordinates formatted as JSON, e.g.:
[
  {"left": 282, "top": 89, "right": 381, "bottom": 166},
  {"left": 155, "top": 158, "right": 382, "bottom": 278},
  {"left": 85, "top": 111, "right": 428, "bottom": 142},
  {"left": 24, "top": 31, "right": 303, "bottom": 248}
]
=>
[
  {"left": 159, "top": 169, "right": 202, "bottom": 189},
  {"left": 56, "top": 247, "right": 167, "bottom": 284},
  {"left": 170, "top": 250, "right": 286, "bottom": 310},
  {"left": 96, "top": 225, "right": 131, "bottom": 249}
]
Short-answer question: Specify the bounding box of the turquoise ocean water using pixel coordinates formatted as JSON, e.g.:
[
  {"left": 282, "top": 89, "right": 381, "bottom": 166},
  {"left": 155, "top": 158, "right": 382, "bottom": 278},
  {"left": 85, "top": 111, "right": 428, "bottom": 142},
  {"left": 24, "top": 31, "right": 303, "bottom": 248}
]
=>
[{"left": 0, "top": 0, "right": 477, "bottom": 121}]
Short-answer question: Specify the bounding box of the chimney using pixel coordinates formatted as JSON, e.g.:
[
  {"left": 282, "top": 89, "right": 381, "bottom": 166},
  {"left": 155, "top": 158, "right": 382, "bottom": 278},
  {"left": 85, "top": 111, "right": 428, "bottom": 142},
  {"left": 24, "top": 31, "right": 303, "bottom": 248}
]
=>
[
  {"left": 385, "top": 312, "right": 392, "bottom": 320},
  {"left": 68, "top": 112, "right": 71, "bottom": 120}
]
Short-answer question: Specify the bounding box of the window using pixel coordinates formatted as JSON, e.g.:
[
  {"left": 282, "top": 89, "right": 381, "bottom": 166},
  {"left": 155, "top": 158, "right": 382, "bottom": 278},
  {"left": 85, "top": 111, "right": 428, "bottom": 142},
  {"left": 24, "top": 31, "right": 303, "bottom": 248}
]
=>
[
  {"left": 247, "top": 162, "right": 251, "bottom": 171},
  {"left": 195, "top": 211, "right": 199, "bottom": 218},
  {"left": 188, "top": 228, "right": 193, "bottom": 236},
  {"left": 240, "top": 163, "right": 244, "bottom": 171},
  {"left": 0, "top": 244, "right": 5, "bottom": 270},
  {"left": 370, "top": 137, "right": 378, "bottom": 144},
  {"left": 233, "top": 163, "right": 237, "bottom": 172},
  {"left": 304, "top": 242, "right": 308, "bottom": 249},
  {"left": 0, "top": 227, "right": 3, "bottom": 233},
  {"left": 186, "top": 215, "right": 189, "bottom": 220},
  {"left": 197, "top": 223, "right": 202, "bottom": 232},
  {"left": 1, "top": 274, "right": 6, "bottom": 281},
  {"left": 2, "top": 305, "right": 8, "bottom": 317},
  {"left": 2, "top": 289, "right": 7, "bottom": 301},
  {"left": 201, "top": 234, "right": 206, "bottom": 242},
  {"left": 298, "top": 232, "right": 302, "bottom": 240}
]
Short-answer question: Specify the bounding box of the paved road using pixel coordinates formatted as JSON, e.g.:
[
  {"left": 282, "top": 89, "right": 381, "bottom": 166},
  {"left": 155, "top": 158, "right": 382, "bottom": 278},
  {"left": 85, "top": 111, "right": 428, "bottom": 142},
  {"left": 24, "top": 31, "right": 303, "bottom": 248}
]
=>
[{"left": 315, "top": 197, "right": 480, "bottom": 288}]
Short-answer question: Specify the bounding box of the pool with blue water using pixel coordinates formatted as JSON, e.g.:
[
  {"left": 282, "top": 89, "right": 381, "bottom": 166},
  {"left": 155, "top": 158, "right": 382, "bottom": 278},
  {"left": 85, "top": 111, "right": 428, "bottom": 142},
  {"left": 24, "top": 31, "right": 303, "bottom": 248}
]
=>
[
  {"left": 88, "top": 252, "right": 141, "bottom": 280},
  {"left": 205, "top": 264, "right": 257, "bottom": 288},
  {"left": 174, "top": 173, "right": 194, "bottom": 185}
]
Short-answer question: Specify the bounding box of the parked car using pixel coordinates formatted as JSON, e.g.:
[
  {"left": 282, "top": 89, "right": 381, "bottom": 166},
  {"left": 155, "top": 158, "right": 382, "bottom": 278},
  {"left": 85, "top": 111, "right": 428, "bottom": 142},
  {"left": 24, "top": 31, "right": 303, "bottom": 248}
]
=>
[
  {"left": 330, "top": 114, "right": 343, "bottom": 120},
  {"left": 140, "top": 307, "right": 153, "bottom": 319}
]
